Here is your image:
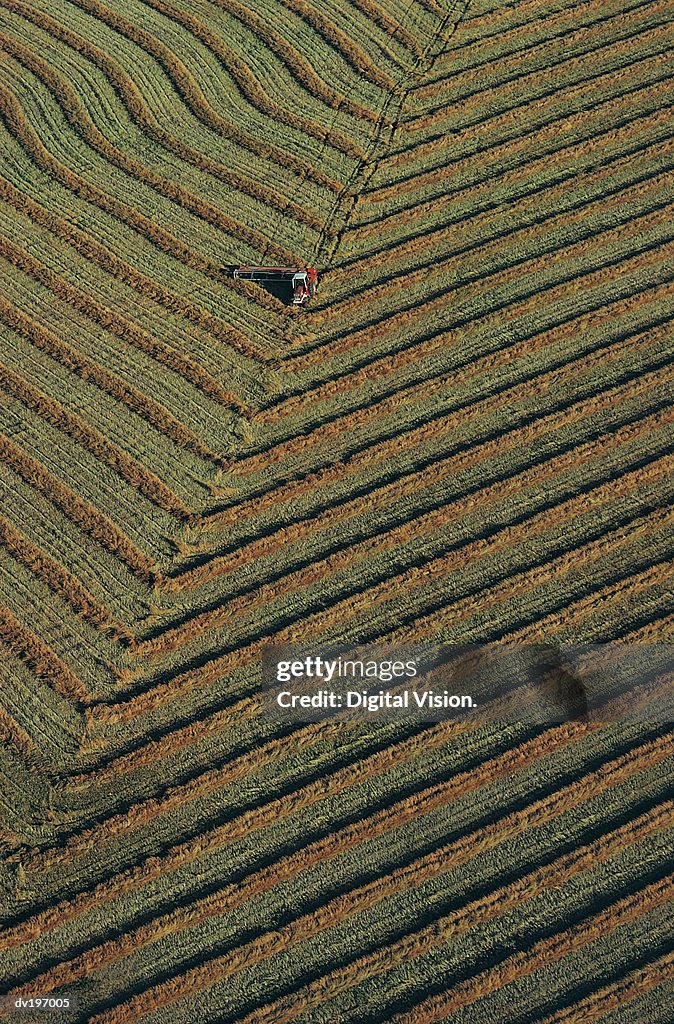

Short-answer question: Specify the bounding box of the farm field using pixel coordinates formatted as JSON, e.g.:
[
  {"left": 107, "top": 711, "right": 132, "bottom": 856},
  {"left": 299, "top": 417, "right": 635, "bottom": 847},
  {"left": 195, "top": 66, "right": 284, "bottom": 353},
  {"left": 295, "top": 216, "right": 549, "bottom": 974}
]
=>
[{"left": 0, "top": 0, "right": 673, "bottom": 1021}]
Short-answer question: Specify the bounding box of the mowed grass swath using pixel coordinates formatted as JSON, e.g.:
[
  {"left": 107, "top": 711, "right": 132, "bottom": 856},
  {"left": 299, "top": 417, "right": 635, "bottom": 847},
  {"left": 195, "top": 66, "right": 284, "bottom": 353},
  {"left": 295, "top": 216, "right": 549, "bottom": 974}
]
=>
[{"left": 1, "top": 0, "right": 673, "bottom": 1022}]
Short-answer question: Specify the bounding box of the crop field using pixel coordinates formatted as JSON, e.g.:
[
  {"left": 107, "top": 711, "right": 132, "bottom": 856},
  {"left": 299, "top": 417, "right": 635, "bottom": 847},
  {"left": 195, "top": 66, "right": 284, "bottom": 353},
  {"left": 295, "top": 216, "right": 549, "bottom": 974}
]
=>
[{"left": 0, "top": 0, "right": 673, "bottom": 1020}]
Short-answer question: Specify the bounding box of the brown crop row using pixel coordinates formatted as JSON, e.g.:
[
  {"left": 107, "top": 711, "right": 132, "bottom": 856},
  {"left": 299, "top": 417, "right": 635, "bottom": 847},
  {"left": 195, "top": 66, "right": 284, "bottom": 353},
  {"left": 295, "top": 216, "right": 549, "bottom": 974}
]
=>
[
  {"left": 0, "top": 234, "right": 254, "bottom": 417},
  {"left": 2, "top": 719, "right": 595, "bottom": 958},
  {"left": 311, "top": 169, "right": 674, "bottom": 327},
  {"left": 394, "top": 508, "right": 674, "bottom": 647},
  {"left": 0, "top": 32, "right": 311, "bottom": 258},
  {"left": 0, "top": 433, "right": 157, "bottom": 581},
  {"left": 374, "top": 66, "right": 674, "bottom": 191},
  {"left": 0, "top": 514, "right": 125, "bottom": 637},
  {"left": 406, "top": 17, "right": 674, "bottom": 136},
  {"left": 0, "top": 83, "right": 297, "bottom": 290},
  {"left": 0, "top": 697, "right": 35, "bottom": 759},
  {"left": 138, "top": 0, "right": 365, "bottom": 160},
  {"left": 279, "top": 0, "right": 397, "bottom": 91},
  {"left": 180, "top": 329, "right": 671, "bottom": 584},
  {"left": 144, "top": 436, "right": 674, "bottom": 654},
  {"left": 501, "top": 565, "right": 671, "bottom": 643},
  {"left": 411, "top": 0, "right": 610, "bottom": 96},
  {"left": 420, "top": 0, "right": 444, "bottom": 13},
  {"left": 290, "top": 497, "right": 674, "bottom": 648},
  {"left": 171, "top": 397, "right": 671, "bottom": 606},
  {"left": 93, "top": 373, "right": 674, "bottom": 719},
  {"left": 206, "top": 0, "right": 379, "bottom": 122},
  {"left": 196, "top": 452, "right": 674, "bottom": 658},
  {"left": 107, "top": 427, "right": 674, "bottom": 719},
  {"left": 0, "top": 289, "right": 228, "bottom": 461},
  {"left": 0, "top": 606, "right": 90, "bottom": 703},
  {"left": 287, "top": 213, "right": 674, "bottom": 372},
  {"left": 84, "top": 799, "right": 674, "bottom": 1024},
  {"left": 287, "top": 241, "right": 673, "bottom": 387},
  {"left": 388, "top": 874, "right": 674, "bottom": 1024},
  {"left": 241, "top": 843, "right": 674, "bottom": 1024},
  {"left": 327, "top": 129, "right": 674, "bottom": 294},
  {"left": 265, "top": 273, "right": 674, "bottom": 426},
  {"left": 537, "top": 950, "right": 674, "bottom": 1024},
  {"left": 0, "top": 177, "right": 270, "bottom": 364},
  {"left": 2, "top": 0, "right": 329, "bottom": 228},
  {"left": 0, "top": 360, "right": 192, "bottom": 519},
  {"left": 206, "top": 307, "right": 674, "bottom": 529},
  {"left": 625, "top": 611, "right": 674, "bottom": 642},
  {"left": 440, "top": 0, "right": 618, "bottom": 51},
  {"left": 409, "top": 43, "right": 674, "bottom": 159},
  {"left": 350, "top": 102, "right": 674, "bottom": 242},
  {"left": 27, "top": 717, "right": 458, "bottom": 875},
  {"left": 413, "top": 0, "right": 673, "bottom": 111},
  {"left": 72, "top": 696, "right": 261, "bottom": 784},
  {"left": 350, "top": 0, "right": 423, "bottom": 56},
  {"left": 64, "top": 0, "right": 345, "bottom": 191},
  {"left": 507, "top": 562, "right": 674, "bottom": 642},
  {"left": 244, "top": 258, "right": 674, "bottom": 468},
  {"left": 15, "top": 723, "right": 606, "bottom": 993}
]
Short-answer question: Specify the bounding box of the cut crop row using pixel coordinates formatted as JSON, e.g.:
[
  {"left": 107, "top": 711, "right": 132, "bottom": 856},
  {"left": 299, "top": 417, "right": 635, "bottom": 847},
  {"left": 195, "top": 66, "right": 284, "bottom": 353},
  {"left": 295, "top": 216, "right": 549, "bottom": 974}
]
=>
[
  {"left": 0, "top": 177, "right": 270, "bottom": 364},
  {"left": 386, "top": 874, "right": 674, "bottom": 1024},
  {"left": 0, "top": 697, "right": 35, "bottom": 759},
  {"left": 175, "top": 446, "right": 673, "bottom": 661},
  {"left": 0, "top": 235, "right": 253, "bottom": 417},
  {"left": 0, "top": 81, "right": 297, "bottom": 289},
  {"left": 350, "top": 100, "right": 674, "bottom": 242},
  {"left": 0, "top": 360, "right": 192, "bottom": 519},
  {"left": 278, "top": 0, "right": 397, "bottom": 91},
  {"left": 374, "top": 60, "right": 674, "bottom": 190},
  {"left": 393, "top": 511, "right": 674, "bottom": 646},
  {"left": 12, "top": 722, "right": 613, "bottom": 994},
  {"left": 0, "top": 514, "right": 124, "bottom": 637},
  {"left": 536, "top": 949, "right": 674, "bottom": 1024},
  {"left": 247, "top": 240, "right": 674, "bottom": 461},
  {"left": 0, "top": 606, "right": 89, "bottom": 703},
  {"left": 188, "top": 336, "right": 674, "bottom": 594},
  {"left": 147, "top": 434, "right": 674, "bottom": 655},
  {"left": 96, "top": 451, "right": 673, "bottom": 723},
  {"left": 240, "top": 854, "right": 673, "bottom": 1024},
  {"left": 1, "top": 0, "right": 329, "bottom": 228},
  {"left": 263, "top": 270, "right": 674, "bottom": 425},
  {"left": 136, "top": 0, "right": 365, "bottom": 159},
  {"left": 2, "top": 720, "right": 605, "bottom": 963},
  {"left": 205, "top": 0, "right": 380, "bottom": 121},
  {"left": 284, "top": 224, "right": 674, "bottom": 372},
  {"left": 0, "top": 30, "right": 313, "bottom": 259},
  {"left": 0, "top": 289, "right": 228, "bottom": 460},
  {"left": 5, "top": 723, "right": 463, "bottom": 934},
  {"left": 403, "top": 36, "right": 674, "bottom": 154},
  {"left": 0, "top": 433, "right": 156, "bottom": 580},
  {"left": 311, "top": 168, "right": 674, "bottom": 327},
  {"left": 84, "top": 800, "right": 674, "bottom": 1024},
  {"left": 329, "top": 131, "right": 674, "bottom": 296},
  {"left": 409, "top": 0, "right": 667, "bottom": 102},
  {"left": 64, "top": 0, "right": 346, "bottom": 190},
  {"left": 204, "top": 301, "right": 674, "bottom": 525},
  {"left": 506, "top": 562, "right": 674, "bottom": 642}
]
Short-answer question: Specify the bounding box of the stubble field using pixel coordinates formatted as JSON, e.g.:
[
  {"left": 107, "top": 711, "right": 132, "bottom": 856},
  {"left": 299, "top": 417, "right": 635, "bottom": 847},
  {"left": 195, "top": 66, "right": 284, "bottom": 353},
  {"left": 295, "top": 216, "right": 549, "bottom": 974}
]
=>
[{"left": 0, "top": 0, "right": 673, "bottom": 1021}]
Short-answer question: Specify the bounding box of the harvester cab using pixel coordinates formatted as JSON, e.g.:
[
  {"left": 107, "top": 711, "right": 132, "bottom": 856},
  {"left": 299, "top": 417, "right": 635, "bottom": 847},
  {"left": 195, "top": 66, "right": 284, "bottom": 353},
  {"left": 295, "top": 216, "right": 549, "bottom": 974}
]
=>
[
  {"left": 232, "top": 266, "right": 318, "bottom": 306},
  {"left": 291, "top": 268, "right": 318, "bottom": 305}
]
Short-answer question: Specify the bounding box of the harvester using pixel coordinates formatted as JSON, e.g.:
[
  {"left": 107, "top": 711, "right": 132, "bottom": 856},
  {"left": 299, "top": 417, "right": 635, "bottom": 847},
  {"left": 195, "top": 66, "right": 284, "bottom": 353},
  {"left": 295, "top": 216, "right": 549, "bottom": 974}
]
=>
[{"left": 233, "top": 266, "right": 318, "bottom": 305}]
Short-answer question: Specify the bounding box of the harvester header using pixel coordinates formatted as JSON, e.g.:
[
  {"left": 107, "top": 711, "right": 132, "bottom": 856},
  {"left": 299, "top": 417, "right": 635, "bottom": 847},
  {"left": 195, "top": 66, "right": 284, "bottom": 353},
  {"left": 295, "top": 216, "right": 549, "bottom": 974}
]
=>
[{"left": 233, "top": 265, "right": 318, "bottom": 305}]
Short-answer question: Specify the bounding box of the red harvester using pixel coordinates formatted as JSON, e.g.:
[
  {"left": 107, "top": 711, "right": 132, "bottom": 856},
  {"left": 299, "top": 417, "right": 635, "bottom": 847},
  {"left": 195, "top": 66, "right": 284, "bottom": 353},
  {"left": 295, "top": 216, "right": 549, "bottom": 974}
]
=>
[{"left": 233, "top": 266, "right": 318, "bottom": 305}]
